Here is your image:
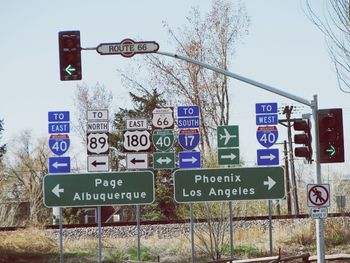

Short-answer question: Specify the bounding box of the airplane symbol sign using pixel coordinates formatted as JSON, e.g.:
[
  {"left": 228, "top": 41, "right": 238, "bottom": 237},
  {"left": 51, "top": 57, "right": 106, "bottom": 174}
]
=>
[{"left": 217, "top": 125, "right": 239, "bottom": 148}]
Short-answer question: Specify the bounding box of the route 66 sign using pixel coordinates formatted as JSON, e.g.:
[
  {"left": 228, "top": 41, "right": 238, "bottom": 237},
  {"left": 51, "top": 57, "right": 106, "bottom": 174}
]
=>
[
  {"left": 256, "top": 126, "right": 278, "bottom": 148},
  {"left": 152, "top": 107, "right": 174, "bottom": 129},
  {"left": 49, "top": 134, "right": 70, "bottom": 156}
]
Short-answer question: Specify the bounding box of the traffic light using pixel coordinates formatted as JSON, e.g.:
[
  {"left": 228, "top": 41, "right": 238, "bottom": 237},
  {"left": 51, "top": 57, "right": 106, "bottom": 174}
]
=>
[
  {"left": 293, "top": 119, "right": 312, "bottom": 163},
  {"left": 318, "top": 108, "right": 344, "bottom": 163},
  {"left": 58, "top": 31, "right": 82, "bottom": 81}
]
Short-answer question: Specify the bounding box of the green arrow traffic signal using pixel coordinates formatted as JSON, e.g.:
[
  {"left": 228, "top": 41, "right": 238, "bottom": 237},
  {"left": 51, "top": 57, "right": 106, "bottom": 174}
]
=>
[
  {"left": 65, "top": 64, "right": 76, "bottom": 75},
  {"left": 325, "top": 145, "right": 336, "bottom": 157}
]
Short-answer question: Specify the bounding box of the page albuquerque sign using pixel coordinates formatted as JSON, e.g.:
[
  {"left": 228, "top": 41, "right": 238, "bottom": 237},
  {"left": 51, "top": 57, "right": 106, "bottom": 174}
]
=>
[
  {"left": 173, "top": 167, "right": 285, "bottom": 203},
  {"left": 43, "top": 171, "right": 154, "bottom": 207}
]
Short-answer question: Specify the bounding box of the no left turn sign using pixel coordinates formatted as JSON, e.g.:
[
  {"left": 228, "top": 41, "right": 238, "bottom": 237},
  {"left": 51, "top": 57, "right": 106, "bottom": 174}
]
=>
[{"left": 307, "top": 184, "right": 330, "bottom": 207}]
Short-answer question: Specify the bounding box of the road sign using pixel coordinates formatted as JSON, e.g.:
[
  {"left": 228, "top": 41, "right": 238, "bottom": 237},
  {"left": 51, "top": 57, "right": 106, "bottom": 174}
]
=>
[
  {"left": 152, "top": 107, "right": 174, "bottom": 129},
  {"left": 97, "top": 39, "right": 159, "bottom": 57},
  {"left": 217, "top": 125, "right": 239, "bottom": 148},
  {"left": 126, "top": 119, "right": 148, "bottom": 130},
  {"left": 87, "top": 121, "right": 109, "bottom": 133},
  {"left": 123, "top": 130, "right": 151, "bottom": 152},
  {"left": 126, "top": 153, "right": 149, "bottom": 169},
  {"left": 87, "top": 132, "right": 109, "bottom": 155},
  {"left": 48, "top": 122, "right": 70, "bottom": 134},
  {"left": 88, "top": 155, "right": 109, "bottom": 172},
  {"left": 218, "top": 148, "right": 240, "bottom": 165},
  {"left": 255, "top": 103, "right": 278, "bottom": 114},
  {"left": 256, "top": 114, "right": 278, "bottom": 125},
  {"left": 49, "top": 157, "right": 71, "bottom": 174},
  {"left": 153, "top": 152, "right": 175, "bottom": 170},
  {"left": 173, "top": 167, "right": 285, "bottom": 203},
  {"left": 48, "top": 111, "right": 70, "bottom": 122},
  {"left": 257, "top": 149, "right": 279, "bottom": 166},
  {"left": 152, "top": 130, "right": 175, "bottom": 152},
  {"left": 43, "top": 171, "right": 155, "bottom": 207},
  {"left": 179, "top": 151, "right": 201, "bottom": 168},
  {"left": 87, "top": 109, "right": 108, "bottom": 122},
  {"left": 49, "top": 134, "right": 70, "bottom": 156},
  {"left": 310, "top": 207, "right": 328, "bottom": 219},
  {"left": 178, "top": 129, "right": 200, "bottom": 150},
  {"left": 177, "top": 117, "right": 200, "bottom": 129},
  {"left": 307, "top": 184, "right": 330, "bottom": 207},
  {"left": 256, "top": 126, "right": 278, "bottom": 148},
  {"left": 177, "top": 105, "right": 199, "bottom": 117}
]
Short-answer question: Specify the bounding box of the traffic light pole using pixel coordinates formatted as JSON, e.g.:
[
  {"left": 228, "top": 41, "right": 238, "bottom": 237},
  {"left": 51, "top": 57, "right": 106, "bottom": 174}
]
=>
[{"left": 155, "top": 51, "right": 325, "bottom": 262}]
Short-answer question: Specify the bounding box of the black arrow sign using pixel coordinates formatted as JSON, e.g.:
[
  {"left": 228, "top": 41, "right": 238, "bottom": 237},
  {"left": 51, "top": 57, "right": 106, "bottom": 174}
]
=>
[
  {"left": 92, "top": 160, "right": 106, "bottom": 167},
  {"left": 131, "top": 158, "right": 145, "bottom": 165}
]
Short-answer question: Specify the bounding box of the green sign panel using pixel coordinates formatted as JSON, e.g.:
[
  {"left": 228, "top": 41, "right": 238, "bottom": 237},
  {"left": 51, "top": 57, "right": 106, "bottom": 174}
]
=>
[
  {"left": 218, "top": 148, "right": 240, "bottom": 165},
  {"left": 43, "top": 171, "right": 154, "bottom": 207},
  {"left": 153, "top": 152, "right": 175, "bottom": 169},
  {"left": 217, "top": 125, "right": 239, "bottom": 148},
  {"left": 152, "top": 130, "right": 175, "bottom": 151},
  {"left": 174, "top": 167, "right": 285, "bottom": 203}
]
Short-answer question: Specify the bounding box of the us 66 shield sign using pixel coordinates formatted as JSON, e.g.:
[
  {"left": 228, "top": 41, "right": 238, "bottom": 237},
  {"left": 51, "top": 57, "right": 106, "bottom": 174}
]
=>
[
  {"left": 152, "top": 107, "right": 174, "bottom": 129},
  {"left": 123, "top": 130, "right": 151, "bottom": 152}
]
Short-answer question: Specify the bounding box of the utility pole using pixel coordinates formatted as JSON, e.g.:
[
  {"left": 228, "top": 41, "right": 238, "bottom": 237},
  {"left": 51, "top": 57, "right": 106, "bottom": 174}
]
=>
[
  {"left": 280, "top": 106, "right": 299, "bottom": 214},
  {"left": 283, "top": 140, "right": 292, "bottom": 215}
]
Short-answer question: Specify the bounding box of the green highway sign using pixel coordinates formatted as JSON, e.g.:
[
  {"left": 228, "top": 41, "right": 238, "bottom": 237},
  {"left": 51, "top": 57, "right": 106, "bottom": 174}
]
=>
[
  {"left": 217, "top": 125, "right": 239, "bottom": 148},
  {"left": 43, "top": 171, "right": 154, "bottom": 207},
  {"left": 153, "top": 152, "right": 176, "bottom": 169},
  {"left": 218, "top": 148, "right": 240, "bottom": 165},
  {"left": 152, "top": 130, "right": 175, "bottom": 151},
  {"left": 174, "top": 167, "right": 285, "bottom": 203}
]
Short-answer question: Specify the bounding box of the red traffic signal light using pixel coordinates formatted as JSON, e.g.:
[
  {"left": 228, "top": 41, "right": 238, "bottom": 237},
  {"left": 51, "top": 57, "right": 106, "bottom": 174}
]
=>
[
  {"left": 293, "top": 119, "right": 312, "bottom": 163},
  {"left": 59, "top": 31, "right": 82, "bottom": 81},
  {"left": 318, "top": 108, "right": 344, "bottom": 163}
]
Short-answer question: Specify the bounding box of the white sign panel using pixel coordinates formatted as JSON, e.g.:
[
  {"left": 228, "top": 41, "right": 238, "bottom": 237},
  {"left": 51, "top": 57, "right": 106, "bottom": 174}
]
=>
[
  {"left": 87, "top": 132, "right": 109, "bottom": 155},
  {"left": 126, "top": 119, "right": 148, "bottom": 130},
  {"left": 152, "top": 107, "right": 174, "bottom": 129},
  {"left": 123, "top": 130, "right": 151, "bottom": 152},
  {"left": 87, "top": 109, "right": 109, "bottom": 122},
  {"left": 307, "top": 184, "right": 330, "bottom": 207},
  {"left": 87, "top": 155, "right": 109, "bottom": 172},
  {"left": 126, "top": 153, "right": 148, "bottom": 169},
  {"left": 310, "top": 207, "right": 328, "bottom": 219},
  {"left": 87, "top": 121, "right": 109, "bottom": 132}
]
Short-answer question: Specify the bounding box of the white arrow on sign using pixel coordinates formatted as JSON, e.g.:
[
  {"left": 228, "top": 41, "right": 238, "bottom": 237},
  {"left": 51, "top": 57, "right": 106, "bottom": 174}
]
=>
[
  {"left": 220, "top": 153, "right": 237, "bottom": 160},
  {"left": 263, "top": 176, "right": 276, "bottom": 190},
  {"left": 260, "top": 153, "right": 276, "bottom": 161},
  {"left": 52, "top": 161, "right": 68, "bottom": 169},
  {"left": 182, "top": 156, "right": 197, "bottom": 164},
  {"left": 156, "top": 157, "right": 172, "bottom": 165},
  {"left": 52, "top": 184, "right": 64, "bottom": 198}
]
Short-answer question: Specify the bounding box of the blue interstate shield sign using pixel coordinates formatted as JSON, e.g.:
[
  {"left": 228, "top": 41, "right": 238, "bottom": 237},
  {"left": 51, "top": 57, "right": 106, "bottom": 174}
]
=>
[
  {"left": 49, "top": 134, "right": 70, "bottom": 156},
  {"left": 256, "top": 126, "right": 278, "bottom": 148},
  {"left": 178, "top": 129, "right": 200, "bottom": 150}
]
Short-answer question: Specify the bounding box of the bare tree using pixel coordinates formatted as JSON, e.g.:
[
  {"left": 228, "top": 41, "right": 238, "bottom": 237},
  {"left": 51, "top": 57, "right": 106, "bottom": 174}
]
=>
[
  {"left": 120, "top": 0, "right": 250, "bottom": 161},
  {"left": 73, "top": 82, "right": 114, "bottom": 145},
  {"left": 305, "top": 0, "right": 350, "bottom": 93}
]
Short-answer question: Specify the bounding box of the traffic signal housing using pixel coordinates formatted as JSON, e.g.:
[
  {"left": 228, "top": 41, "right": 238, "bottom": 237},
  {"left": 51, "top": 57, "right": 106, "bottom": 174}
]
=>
[
  {"left": 318, "top": 108, "right": 344, "bottom": 163},
  {"left": 293, "top": 119, "right": 312, "bottom": 163},
  {"left": 59, "top": 31, "right": 82, "bottom": 81}
]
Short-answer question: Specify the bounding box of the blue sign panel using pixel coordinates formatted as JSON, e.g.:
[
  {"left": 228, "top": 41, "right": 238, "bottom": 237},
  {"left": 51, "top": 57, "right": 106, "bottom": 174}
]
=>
[
  {"left": 256, "top": 114, "right": 278, "bottom": 126},
  {"left": 48, "top": 111, "right": 70, "bottom": 122},
  {"left": 256, "top": 126, "right": 278, "bottom": 148},
  {"left": 48, "top": 122, "right": 70, "bottom": 134},
  {"left": 49, "top": 134, "right": 70, "bottom": 156},
  {"left": 177, "top": 105, "right": 199, "bottom": 117},
  {"left": 179, "top": 151, "right": 201, "bottom": 168},
  {"left": 49, "top": 156, "right": 71, "bottom": 173},
  {"left": 178, "top": 117, "right": 200, "bottom": 129},
  {"left": 257, "top": 149, "right": 279, "bottom": 166},
  {"left": 178, "top": 129, "right": 200, "bottom": 150},
  {"left": 255, "top": 103, "right": 277, "bottom": 114}
]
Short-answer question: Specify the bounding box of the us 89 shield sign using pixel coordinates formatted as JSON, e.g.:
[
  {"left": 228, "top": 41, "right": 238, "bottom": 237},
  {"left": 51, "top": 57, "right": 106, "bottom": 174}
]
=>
[{"left": 87, "top": 133, "right": 109, "bottom": 155}]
